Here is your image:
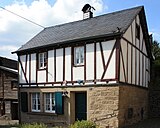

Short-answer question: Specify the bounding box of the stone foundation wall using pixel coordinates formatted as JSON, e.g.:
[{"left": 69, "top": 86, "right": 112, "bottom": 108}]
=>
[
  {"left": 88, "top": 86, "right": 119, "bottom": 128},
  {"left": 20, "top": 86, "right": 120, "bottom": 128},
  {"left": 118, "top": 85, "right": 148, "bottom": 127},
  {"left": 19, "top": 85, "right": 148, "bottom": 128},
  {"left": 20, "top": 112, "right": 67, "bottom": 127}
]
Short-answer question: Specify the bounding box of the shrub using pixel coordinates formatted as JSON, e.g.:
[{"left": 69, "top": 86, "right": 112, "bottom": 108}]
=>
[
  {"left": 19, "top": 123, "right": 47, "bottom": 128},
  {"left": 69, "top": 120, "right": 98, "bottom": 128}
]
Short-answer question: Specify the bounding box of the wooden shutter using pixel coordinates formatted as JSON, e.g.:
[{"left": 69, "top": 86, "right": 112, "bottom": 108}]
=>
[
  {"left": 55, "top": 92, "right": 64, "bottom": 114},
  {"left": 21, "top": 92, "right": 28, "bottom": 112}
]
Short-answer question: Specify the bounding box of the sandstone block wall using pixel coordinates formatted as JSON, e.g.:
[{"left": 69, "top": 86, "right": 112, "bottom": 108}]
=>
[
  {"left": 118, "top": 85, "right": 148, "bottom": 127},
  {"left": 88, "top": 86, "right": 119, "bottom": 128}
]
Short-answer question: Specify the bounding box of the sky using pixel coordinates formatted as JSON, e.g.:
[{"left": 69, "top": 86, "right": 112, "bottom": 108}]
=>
[{"left": 0, "top": 0, "right": 159, "bottom": 60}]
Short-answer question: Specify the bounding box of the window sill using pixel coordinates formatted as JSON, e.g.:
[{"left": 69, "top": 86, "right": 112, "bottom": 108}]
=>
[
  {"left": 12, "top": 88, "right": 18, "bottom": 91},
  {"left": 27, "top": 112, "right": 57, "bottom": 116},
  {"left": 37, "top": 68, "right": 47, "bottom": 71},
  {"left": 73, "top": 64, "right": 84, "bottom": 67}
]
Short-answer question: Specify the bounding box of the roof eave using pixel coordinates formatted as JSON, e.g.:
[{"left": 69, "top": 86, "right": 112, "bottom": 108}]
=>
[{"left": 13, "top": 32, "right": 122, "bottom": 55}]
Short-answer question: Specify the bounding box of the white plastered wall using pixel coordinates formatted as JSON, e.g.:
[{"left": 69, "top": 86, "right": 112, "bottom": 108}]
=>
[
  {"left": 121, "top": 14, "right": 150, "bottom": 87},
  {"left": 31, "top": 53, "right": 36, "bottom": 83},
  {"left": 48, "top": 50, "right": 54, "bottom": 82}
]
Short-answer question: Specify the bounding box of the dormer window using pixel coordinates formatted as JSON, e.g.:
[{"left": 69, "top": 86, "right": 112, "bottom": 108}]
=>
[
  {"left": 39, "top": 52, "right": 47, "bottom": 69},
  {"left": 74, "top": 46, "right": 84, "bottom": 66}
]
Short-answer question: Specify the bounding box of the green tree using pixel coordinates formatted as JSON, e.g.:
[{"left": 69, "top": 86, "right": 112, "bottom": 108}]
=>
[{"left": 152, "top": 40, "right": 160, "bottom": 60}]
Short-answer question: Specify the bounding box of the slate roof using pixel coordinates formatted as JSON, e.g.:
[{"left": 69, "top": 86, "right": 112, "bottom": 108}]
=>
[
  {"left": 0, "top": 57, "right": 17, "bottom": 70},
  {"left": 0, "top": 56, "right": 18, "bottom": 74},
  {"left": 15, "top": 6, "right": 144, "bottom": 53}
]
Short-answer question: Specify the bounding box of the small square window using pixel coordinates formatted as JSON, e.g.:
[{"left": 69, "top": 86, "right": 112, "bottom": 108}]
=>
[
  {"left": 38, "top": 52, "right": 47, "bottom": 69},
  {"left": 11, "top": 80, "right": 18, "bottom": 90},
  {"left": 74, "top": 46, "right": 84, "bottom": 65}
]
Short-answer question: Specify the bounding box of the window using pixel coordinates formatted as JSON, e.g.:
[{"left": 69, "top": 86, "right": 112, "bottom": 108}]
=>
[
  {"left": 74, "top": 46, "right": 84, "bottom": 65},
  {"left": 128, "top": 108, "right": 133, "bottom": 119},
  {"left": 136, "top": 24, "right": 140, "bottom": 40},
  {"left": 31, "top": 93, "right": 40, "bottom": 112},
  {"left": 39, "top": 52, "right": 47, "bottom": 69},
  {"left": 44, "top": 93, "right": 55, "bottom": 113},
  {"left": 11, "top": 80, "right": 18, "bottom": 90}
]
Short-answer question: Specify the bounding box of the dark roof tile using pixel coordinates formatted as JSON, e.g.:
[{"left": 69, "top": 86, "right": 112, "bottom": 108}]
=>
[{"left": 15, "top": 6, "right": 143, "bottom": 52}]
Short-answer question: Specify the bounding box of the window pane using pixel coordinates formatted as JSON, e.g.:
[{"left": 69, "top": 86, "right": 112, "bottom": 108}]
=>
[
  {"left": 32, "top": 99, "right": 36, "bottom": 110},
  {"left": 52, "top": 93, "right": 55, "bottom": 111},
  {"left": 44, "top": 52, "right": 47, "bottom": 67},
  {"left": 39, "top": 52, "right": 47, "bottom": 69},
  {"left": 80, "top": 47, "right": 84, "bottom": 63},
  {"left": 31, "top": 93, "right": 40, "bottom": 111},
  {"left": 39, "top": 53, "right": 43, "bottom": 68},
  {"left": 74, "top": 46, "right": 84, "bottom": 65},
  {"left": 45, "top": 93, "right": 55, "bottom": 112},
  {"left": 32, "top": 93, "right": 36, "bottom": 99}
]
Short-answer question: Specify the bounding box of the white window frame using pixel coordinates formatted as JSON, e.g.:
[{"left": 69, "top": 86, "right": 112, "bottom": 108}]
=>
[
  {"left": 39, "top": 52, "right": 47, "bottom": 69},
  {"left": 74, "top": 46, "right": 84, "bottom": 65},
  {"left": 31, "top": 93, "right": 40, "bottom": 112},
  {"left": 44, "top": 93, "right": 55, "bottom": 113}
]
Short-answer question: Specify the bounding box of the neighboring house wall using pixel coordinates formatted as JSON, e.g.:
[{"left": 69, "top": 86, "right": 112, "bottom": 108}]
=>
[{"left": 0, "top": 58, "right": 18, "bottom": 120}]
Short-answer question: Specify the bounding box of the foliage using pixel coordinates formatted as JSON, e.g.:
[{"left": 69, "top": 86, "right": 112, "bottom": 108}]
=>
[
  {"left": 152, "top": 40, "right": 160, "bottom": 60},
  {"left": 69, "top": 120, "right": 98, "bottom": 128},
  {"left": 19, "top": 123, "right": 47, "bottom": 128},
  {"left": 151, "top": 40, "right": 160, "bottom": 67}
]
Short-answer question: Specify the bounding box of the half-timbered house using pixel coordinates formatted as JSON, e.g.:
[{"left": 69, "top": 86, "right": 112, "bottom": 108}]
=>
[{"left": 13, "top": 6, "right": 152, "bottom": 128}]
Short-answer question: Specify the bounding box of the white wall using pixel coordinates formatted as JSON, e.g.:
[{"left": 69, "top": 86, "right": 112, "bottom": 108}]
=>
[
  {"left": 86, "top": 43, "right": 94, "bottom": 80},
  {"left": 121, "top": 14, "right": 150, "bottom": 87},
  {"left": 31, "top": 54, "right": 36, "bottom": 83},
  {"left": 65, "top": 47, "right": 71, "bottom": 81},
  {"left": 19, "top": 55, "right": 26, "bottom": 83},
  {"left": 102, "top": 40, "right": 116, "bottom": 79},
  {"left": 56, "top": 49, "right": 63, "bottom": 82},
  {"left": 19, "top": 39, "right": 117, "bottom": 86}
]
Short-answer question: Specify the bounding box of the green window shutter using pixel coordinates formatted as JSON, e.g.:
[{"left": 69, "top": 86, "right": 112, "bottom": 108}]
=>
[
  {"left": 55, "top": 92, "right": 64, "bottom": 114},
  {"left": 21, "top": 92, "right": 28, "bottom": 112}
]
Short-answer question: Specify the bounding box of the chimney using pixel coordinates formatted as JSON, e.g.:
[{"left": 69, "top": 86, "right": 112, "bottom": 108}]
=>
[{"left": 82, "top": 4, "right": 95, "bottom": 19}]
